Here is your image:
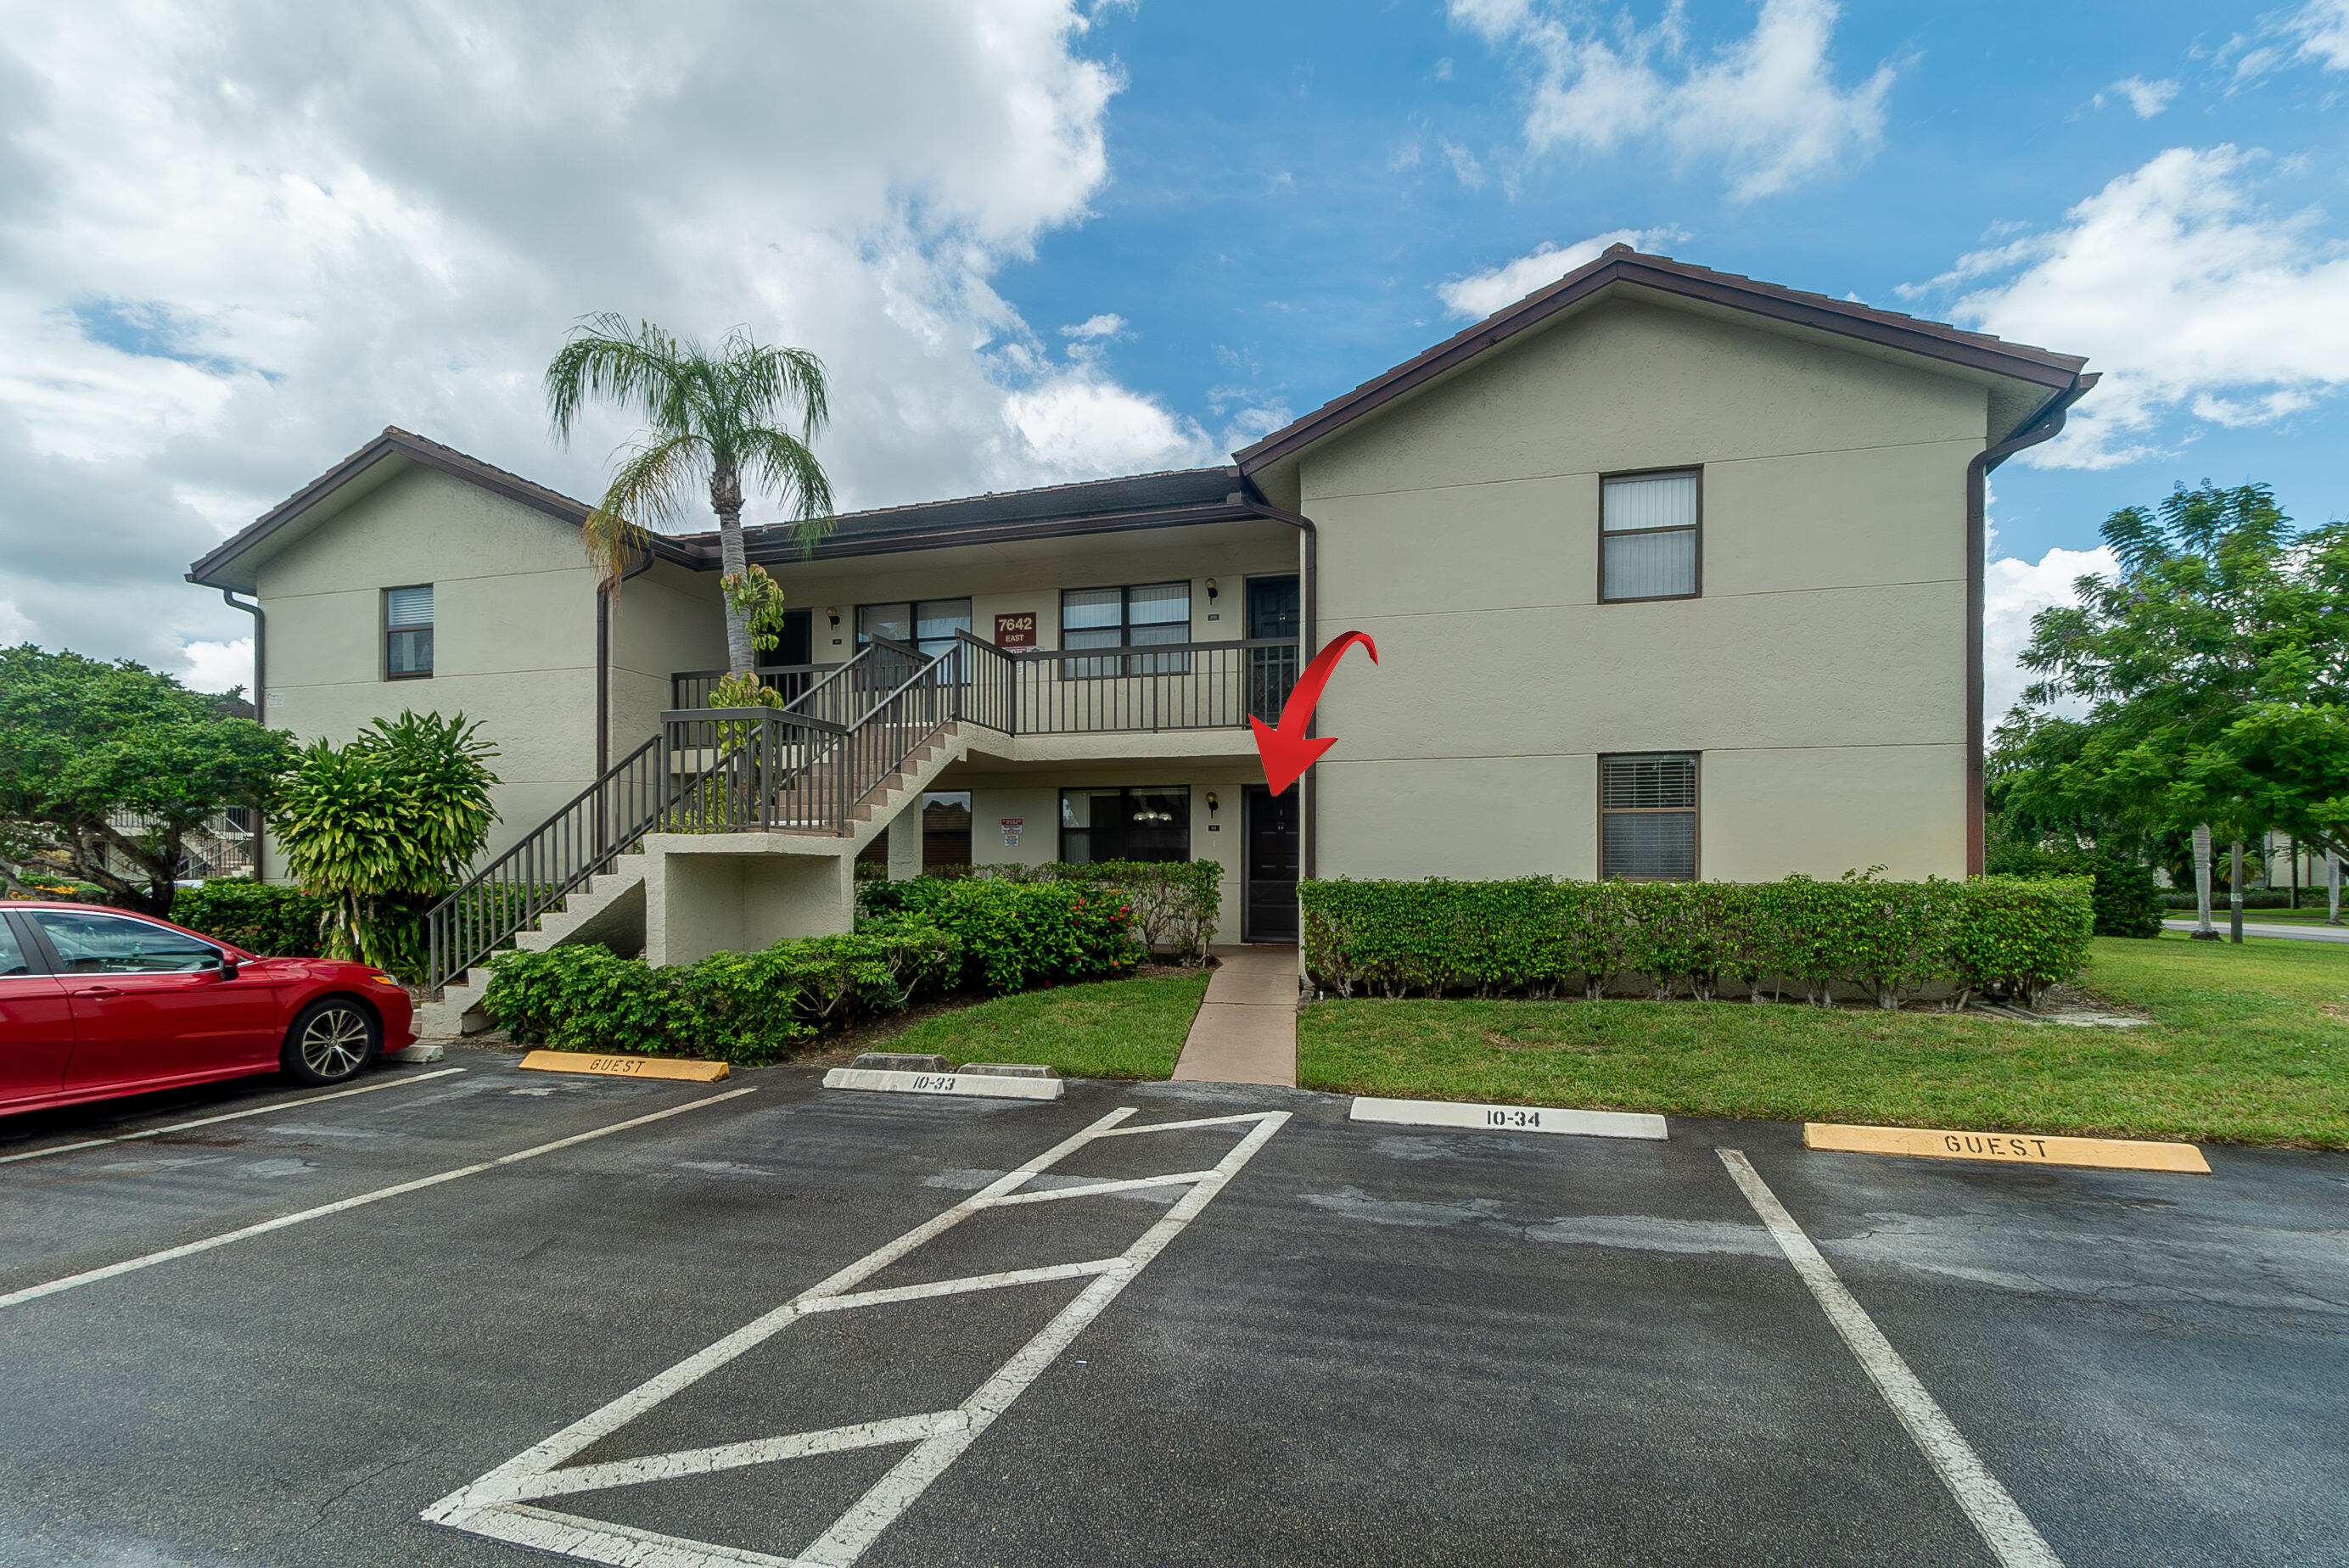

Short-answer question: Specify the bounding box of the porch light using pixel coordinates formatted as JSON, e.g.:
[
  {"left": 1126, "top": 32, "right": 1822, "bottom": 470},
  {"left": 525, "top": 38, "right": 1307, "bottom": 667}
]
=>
[
  {"left": 826, "top": 607, "right": 840, "bottom": 626},
  {"left": 1205, "top": 791, "right": 1219, "bottom": 815},
  {"left": 1205, "top": 578, "right": 1219, "bottom": 602}
]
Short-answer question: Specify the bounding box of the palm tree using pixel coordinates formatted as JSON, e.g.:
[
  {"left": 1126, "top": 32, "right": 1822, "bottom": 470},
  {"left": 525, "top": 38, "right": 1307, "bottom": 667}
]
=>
[{"left": 547, "top": 314, "right": 836, "bottom": 677}]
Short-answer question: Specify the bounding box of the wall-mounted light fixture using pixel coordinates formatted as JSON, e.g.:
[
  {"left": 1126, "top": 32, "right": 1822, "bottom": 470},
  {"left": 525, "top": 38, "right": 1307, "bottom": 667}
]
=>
[
  {"left": 1204, "top": 791, "right": 1219, "bottom": 816},
  {"left": 826, "top": 607, "right": 841, "bottom": 627},
  {"left": 1205, "top": 578, "right": 1219, "bottom": 602}
]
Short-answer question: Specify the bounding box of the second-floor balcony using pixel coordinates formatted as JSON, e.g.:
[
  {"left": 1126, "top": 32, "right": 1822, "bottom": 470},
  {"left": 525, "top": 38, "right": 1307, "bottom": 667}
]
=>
[{"left": 671, "top": 636, "right": 1301, "bottom": 736}]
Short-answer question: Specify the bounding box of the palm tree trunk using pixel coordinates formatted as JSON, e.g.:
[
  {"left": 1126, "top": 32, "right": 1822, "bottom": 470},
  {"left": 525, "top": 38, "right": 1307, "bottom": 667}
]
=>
[{"left": 712, "top": 462, "right": 756, "bottom": 677}]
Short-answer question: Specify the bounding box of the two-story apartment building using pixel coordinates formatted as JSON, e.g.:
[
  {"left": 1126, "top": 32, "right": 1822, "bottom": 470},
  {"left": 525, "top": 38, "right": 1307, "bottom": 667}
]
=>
[{"left": 185, "top": 247, "right": 2094, "bottom": 1029}]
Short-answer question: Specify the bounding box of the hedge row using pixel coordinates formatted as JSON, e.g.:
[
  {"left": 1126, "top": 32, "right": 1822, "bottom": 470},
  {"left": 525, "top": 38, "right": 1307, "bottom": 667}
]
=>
[
  {"left": 864, "top": 859, "right": 1219, "bottom": 963},
  {"left": 1982, "top": 845, "right": 2164, "bottom": 938},
  {"left": 859, "top": 876, "right": 1146, "bottom": 992},
  {"left": 169, "top": 880, "right": 333, "bottom": 957},
  {"left": 1300, "top": 875, "right": 2095, "bottom": 1009},
  {"left": 480, "top": 928, "right": 961, "bottom": 1063}
]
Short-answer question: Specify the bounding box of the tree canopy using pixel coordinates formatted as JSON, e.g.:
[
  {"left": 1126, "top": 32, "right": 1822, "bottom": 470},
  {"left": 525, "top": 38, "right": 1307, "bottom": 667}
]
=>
[
  {"left": 0, "top": 645, "right": 292, "bottom": 916},
  {"left": 545, "top": 314, "right": 836, "bottom": 677},
  {"left": 1991, "top": 482, "right": 2349, "bottom": 860}
]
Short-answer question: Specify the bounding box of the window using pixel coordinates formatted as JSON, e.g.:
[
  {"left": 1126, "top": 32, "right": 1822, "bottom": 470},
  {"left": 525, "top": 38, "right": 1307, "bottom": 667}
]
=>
[
  {"left": 922, "top": 791, "right": 973, "bottom": 872},
  {"left": 1600, "top": 753, "right": 1698, "bottom": 881},
  {"left": 856, "top": 599, "right": 969, "bottom": 660},
  {"left": 1061, "top": 582, "right": 1190, "bottom": 677},
  {"left": 27, "top": 910, "right": 223, "bottom": 973},
  {"left": 1601, "top": 471, "right": 1699, "bottom": 602},
  {"left": 1061, "top": 787, "right": 1189, "bottom": 864},
  {"left": 0, "top": 917, "right": 31, "bottom": 978},
  {"left": 385, "top": 585, "right": 434, "bottom": 678}
]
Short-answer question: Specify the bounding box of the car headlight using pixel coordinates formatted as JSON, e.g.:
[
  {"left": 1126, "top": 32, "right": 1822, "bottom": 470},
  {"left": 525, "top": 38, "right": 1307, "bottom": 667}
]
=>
[{"left": 366, "top": 972, "right": 405, "bottom": 987}]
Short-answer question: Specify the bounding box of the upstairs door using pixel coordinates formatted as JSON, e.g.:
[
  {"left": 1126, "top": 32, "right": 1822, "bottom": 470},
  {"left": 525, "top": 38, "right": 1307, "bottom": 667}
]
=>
[
  {"left": 1245, "top": 575, "right": 1300, "bottom": 724},
  {"left": 756, "top": 610, "right": 816, "bottom": 701},
  {"left": 1242, "top": 785, "right": 1300, "bottom": 944}
]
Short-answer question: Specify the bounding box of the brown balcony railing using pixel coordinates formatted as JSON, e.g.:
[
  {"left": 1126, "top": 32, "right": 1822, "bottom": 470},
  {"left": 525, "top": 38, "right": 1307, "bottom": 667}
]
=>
[{"left": 669, "top": 664, "right": 841, "bottom": 712}]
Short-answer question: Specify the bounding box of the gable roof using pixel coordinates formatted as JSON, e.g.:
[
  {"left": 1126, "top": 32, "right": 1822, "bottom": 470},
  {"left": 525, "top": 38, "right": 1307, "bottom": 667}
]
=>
[{"left": 1233, "top": 245, "right": 2092, "bottom": 476}]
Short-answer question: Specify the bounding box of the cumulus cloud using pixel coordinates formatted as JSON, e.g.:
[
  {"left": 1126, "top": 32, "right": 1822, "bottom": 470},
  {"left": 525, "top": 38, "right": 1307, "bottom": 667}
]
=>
[
  {"left": 0, "top": 1, "right": 1220, "bottom": 676},
  {"left": 1059, "top": 313, "right": 1128, "bottom": 340},
  {"left": 2095, "top": 76, "right": 2179, "bottom": 117},
  {"left": 1449, "top": 0, "right": 1896, "bottom": 200},
  {"left": 177, "top": 637, "right": 256, "bottom": 696},
  {"left": 2228, "top": 0, "right": 2349, "bottom": 79},
  {"left": 1437, "top": 227, "right": 1685, "bottom": 318},
  {"left": 1983, "top": 540, "right": 2119, "bottom": 722},
  {"left": 1933, "top": 146, "right": 2349, "bottom": 468}
]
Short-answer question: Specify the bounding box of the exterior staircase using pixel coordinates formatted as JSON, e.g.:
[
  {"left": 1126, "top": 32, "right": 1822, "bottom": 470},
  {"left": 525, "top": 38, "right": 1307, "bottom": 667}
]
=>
[{"left": 418, "top": 636, "right": 1012, "bottom": 1035}]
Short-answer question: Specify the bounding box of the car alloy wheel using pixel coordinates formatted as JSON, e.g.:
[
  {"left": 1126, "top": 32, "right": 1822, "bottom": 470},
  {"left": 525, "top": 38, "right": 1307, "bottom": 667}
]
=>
[{"left": 299, "top": 1003, "right": 373, "bottom": 1079}]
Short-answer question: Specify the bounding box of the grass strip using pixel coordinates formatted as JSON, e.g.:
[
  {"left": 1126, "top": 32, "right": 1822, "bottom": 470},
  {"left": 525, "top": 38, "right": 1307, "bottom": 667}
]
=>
[
  {"left": 879, "top": 973, "right": 1208, "bottom": 1082},
  {"left": 1298, "top": 935, "right": 2349, "bottom": 1148}
]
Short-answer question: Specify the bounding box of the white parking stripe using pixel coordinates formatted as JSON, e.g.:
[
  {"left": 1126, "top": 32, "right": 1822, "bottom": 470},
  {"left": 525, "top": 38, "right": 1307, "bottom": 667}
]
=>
[
  {"left": 0, "top": 1087, "right": 757, "bottom": 1311},
  {"left": 427, "top": 1106, "right": 1289, "bottom": 1568},
  {"left": 1718, "top": 1149, "right": 2065, "bottom": 1568},
  {"left": 0, "top": 1067, "right": 468, "bottom": 1167},
  {"left": 978, "top": 1169, "right": 1216, "bottom": 1207}
]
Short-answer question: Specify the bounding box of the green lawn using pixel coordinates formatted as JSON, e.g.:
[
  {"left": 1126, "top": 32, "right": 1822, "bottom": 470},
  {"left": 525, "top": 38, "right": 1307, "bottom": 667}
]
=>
[
  {"left": 2163, "top": 906, "right": 2348, "bottom": 927},
  {"left": 1296, "top": 935, "right": 2349, "bottom": 1148},
  {"left": 878, "top": 973, "right": 1208, "bottom": 1081}
]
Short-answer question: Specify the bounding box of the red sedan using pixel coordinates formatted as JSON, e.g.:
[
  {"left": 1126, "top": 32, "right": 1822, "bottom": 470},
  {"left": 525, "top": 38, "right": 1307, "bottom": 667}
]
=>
[{"left": 0, "top": 901, "right": 416, "bottom": 1117}]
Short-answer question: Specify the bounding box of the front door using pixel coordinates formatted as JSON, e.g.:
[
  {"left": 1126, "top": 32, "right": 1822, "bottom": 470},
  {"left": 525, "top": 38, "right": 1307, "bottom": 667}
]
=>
[
  {"left": 24, "top": 909, "right": 283, "bottom": 1089},
  {"left": 1245, "top": 575, "right": 1300, "bottom": 724},
  {"left": 1243, "top": 785, "right": 1300, "bottom": 944}
]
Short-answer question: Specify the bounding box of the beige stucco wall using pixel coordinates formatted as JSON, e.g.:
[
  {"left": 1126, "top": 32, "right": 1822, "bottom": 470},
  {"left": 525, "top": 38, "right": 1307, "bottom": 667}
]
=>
[
  {"left": 253, "top": 464, "right": 603, "bottom": 870},
  {"left": 1303, "top": 295, "right": 1987, "bottom": 883}
]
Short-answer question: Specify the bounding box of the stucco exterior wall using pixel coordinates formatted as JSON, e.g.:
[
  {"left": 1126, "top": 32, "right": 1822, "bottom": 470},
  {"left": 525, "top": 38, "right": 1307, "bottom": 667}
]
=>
[
  {"left": 253, "top": 464, "right": 602, "bottom": 870},
  {"left": 1303, "top": 296, "right": 1986, "bottom": 882},
  {"left": 608, "top": 557, "right": 726, "bottom": 753}
]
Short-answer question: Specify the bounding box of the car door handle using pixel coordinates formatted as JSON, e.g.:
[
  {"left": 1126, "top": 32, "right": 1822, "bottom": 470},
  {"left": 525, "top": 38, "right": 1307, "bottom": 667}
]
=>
[{"left": 80, "top": 986, "right": 123, "bottom": 999}]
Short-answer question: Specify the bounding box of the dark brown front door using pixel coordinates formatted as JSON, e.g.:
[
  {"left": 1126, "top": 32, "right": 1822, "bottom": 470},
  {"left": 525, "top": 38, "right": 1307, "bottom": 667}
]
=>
[{"left": 1243, "top": 785, "right": 1299, "bottom": 944}]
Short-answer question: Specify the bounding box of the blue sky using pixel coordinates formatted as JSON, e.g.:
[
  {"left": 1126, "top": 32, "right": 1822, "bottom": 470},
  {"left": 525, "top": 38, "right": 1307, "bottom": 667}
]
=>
[{"left": 2, "top": 0, "right": 2345, "bottom": 716}]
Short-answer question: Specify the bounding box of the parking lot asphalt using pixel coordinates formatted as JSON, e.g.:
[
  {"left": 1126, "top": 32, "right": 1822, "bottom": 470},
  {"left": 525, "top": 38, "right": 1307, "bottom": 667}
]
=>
[{"left": 3, "top": 1054, "right": 2344, "bottom": 1568}]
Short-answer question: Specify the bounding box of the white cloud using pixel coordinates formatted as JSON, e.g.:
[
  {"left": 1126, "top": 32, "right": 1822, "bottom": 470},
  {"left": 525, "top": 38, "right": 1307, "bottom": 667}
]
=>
[
  {"left": 0, "top": 1, "right": 1226, "bottom": 672},
  {"left": 1437, "top": 138, "right": 1487, "bottom": 189},
  {"left": 1942, "top": 146, "right": 2349, "bottom": 468},
  {"left": 1983, "top": 542, "right": 2118, "bottom": 722},
  {"left": 1437, "top": 227, "right": 1685, "bottom": 317},
  {"left": 2095, "top": 76, "right": 2179, "bottom": 117},
  {"left": 2228, "top": 0, "right": 2349, "bottom": 79},
  {"left": 1059, "top": 312, "right": 1127, "bottom": 339},
  {"left": 1449, "top": 0, "right": 1896, "bottom": 200},
  {"left": 177, "top": 637, "right": 255, "bottom": 695}
]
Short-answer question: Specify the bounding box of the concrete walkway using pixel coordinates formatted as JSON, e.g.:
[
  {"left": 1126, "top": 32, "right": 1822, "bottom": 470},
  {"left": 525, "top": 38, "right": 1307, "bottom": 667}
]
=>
[
  {"left": 2162, "top": 918, "right": 2349, "bottom": 944},
  {"left": 1171, "top": 947, "right": 1300, "bottom": 1086}
]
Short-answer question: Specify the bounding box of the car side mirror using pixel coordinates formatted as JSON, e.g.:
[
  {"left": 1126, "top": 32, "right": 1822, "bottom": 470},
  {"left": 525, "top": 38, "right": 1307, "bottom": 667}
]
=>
[{"left": 207, "top": 949, "right": 239, "bottom": 980}]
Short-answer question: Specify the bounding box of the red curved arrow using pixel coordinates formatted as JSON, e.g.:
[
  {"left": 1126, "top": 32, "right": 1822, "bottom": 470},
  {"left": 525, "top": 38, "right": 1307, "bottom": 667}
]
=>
[{"left": 1249, "top": 631, "right": 1378, "bottom": 795}]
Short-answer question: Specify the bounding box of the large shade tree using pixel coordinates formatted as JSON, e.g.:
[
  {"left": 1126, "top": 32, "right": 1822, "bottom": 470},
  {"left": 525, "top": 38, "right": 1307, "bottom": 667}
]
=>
[
  {"left": 546, "top": 315, "right": 837, "bottom": 678},
  {"left": 0, "top": 645, "right": 292, "bottom": 916},
  {"left": 1992, "top": 482, "right": 2349, "bottom": 927}
]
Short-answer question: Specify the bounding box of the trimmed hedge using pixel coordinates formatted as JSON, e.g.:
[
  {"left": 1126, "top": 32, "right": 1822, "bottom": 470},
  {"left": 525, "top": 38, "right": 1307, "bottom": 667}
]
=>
[
  {"left": 1983, "top": 845, "right": 2164, "bottom": 938},
  {"left": 169, "top": 880, "right": 332, "bottom": 957},
  {"left": 1300, "top": 875, "right": 2094, "bottom": 1010},
  {"left": 479, "top": 928, "right": 961, "bottom": 1064},
  {"left": 859, "top": 876, "right": 1144, "bottom": 992},
  {"left": 869, "top": 860, "right": 1220, "bottom": 962}
]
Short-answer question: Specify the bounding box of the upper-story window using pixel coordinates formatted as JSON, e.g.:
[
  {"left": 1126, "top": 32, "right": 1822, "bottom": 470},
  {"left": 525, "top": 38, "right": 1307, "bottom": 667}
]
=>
[
  {"left": 857, "top": 599, "right": 969, "bottom": 660},
  {"left": 384, "top": 585, "right": 434, "bottom": 679},
  {"left": 1062, "top": 582, "right": 1190, "bottom": 677},
  {"left": 1601, "top": 470, "right": 1700, "bottom": 602}
]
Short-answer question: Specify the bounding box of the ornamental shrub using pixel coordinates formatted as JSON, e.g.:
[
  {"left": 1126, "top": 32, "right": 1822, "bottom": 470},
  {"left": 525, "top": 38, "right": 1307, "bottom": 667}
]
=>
[
  {"left": 1298, "top": 874, "right": 2094, "bottom": 1010},
  {"left": 1985, "top": 844, "right": 2164, "bottom": 938},
  {"left": 862, "top": 860, "right": 1220, "bottom": 963},
  {"left": 862, "top": 876, "right": 1141, "bottom": 993},
  {"left": 170, "top": 880, "right": 332, "bottom": 957}
]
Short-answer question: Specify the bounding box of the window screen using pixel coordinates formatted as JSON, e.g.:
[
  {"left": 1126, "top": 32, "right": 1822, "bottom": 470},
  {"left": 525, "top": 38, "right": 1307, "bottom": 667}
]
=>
[
  {"left": 385, "top": 585, "right": 433, "bottom": 678},
  {"left": 1600, "top": 753, "right": 1698, "bottom": 881},
  {"left": 1601, "top": 472, "right": 1699, "bottom": 602}
]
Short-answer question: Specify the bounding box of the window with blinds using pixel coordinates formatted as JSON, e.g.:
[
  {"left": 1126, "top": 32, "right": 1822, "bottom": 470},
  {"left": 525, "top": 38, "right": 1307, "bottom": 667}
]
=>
[
  {"left": 1601, "top": 470, "right": 1699, "bottom": 602},
  {"left": 384, "top": 585, "right": 433, "bottom": 679},
  {"left": 1600, "top": 752, "right": 1698, "bottom": 880},
  {"left": 1060, "top": 582, "right": 1191, "bottom": 677}
]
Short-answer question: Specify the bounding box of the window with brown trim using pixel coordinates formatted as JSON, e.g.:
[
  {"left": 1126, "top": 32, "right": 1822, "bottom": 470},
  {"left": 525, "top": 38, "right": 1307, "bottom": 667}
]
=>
[
  {"left": 1060, "top": 582, "right": 1190, "bottom": 677},
  {"left": 1600, "top": 753, "right": 1698, "bottom": 880},
  {"left": 1600, "top": 470, "right": 1700, "bottom": 602},
  {"left": 384, "top": 585, "right": 434, "bottom": 679}
]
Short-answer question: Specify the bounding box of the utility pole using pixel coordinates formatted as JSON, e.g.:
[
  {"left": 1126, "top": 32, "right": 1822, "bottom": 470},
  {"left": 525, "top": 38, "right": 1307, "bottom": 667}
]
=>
[
  {"left": 2191, "top": 823, "right": 2219, "bottom": 940},
  {"left": 2330, "top": 848, "right": 2341, "bottom": 927},
  {"left": 2230, "top": 839, "right": 2245, "bottom": 944}
]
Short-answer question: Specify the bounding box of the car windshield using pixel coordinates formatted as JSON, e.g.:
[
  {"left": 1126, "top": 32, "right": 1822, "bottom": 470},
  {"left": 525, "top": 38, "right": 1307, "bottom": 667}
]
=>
[{"left": 29, "top": 911, "right": 221, "bottom": 974}]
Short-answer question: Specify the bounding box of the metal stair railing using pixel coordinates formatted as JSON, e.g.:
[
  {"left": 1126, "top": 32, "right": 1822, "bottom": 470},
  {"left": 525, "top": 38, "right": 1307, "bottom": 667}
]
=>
[
  {"left": 425, "top": 639, "right": 1024, "bottom": 998},
  {"left": 423, "top": 733, "right": 670, "bottom": 996}
]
